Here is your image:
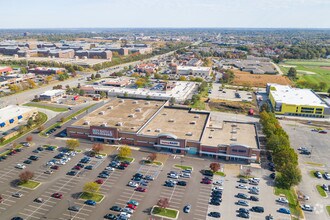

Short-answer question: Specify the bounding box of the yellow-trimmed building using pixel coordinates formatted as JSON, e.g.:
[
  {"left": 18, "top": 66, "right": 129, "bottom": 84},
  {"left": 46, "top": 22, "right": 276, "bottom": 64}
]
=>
[{"left": 267, "top": 83, "right": 330, "bottom": 118}]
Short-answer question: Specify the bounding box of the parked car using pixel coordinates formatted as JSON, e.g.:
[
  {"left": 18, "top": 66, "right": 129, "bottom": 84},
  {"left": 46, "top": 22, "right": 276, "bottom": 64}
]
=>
[
  {"left": 15, "top": 164, "right": 26, "bottom": 169},
  {"left": 68, "top": 206, "right": 80, "bottom": 212},
  {"left": 249, "top": 196, "right": 259, "bottom": 201},
  {"left": 236, "top": 184, "right": 248, "bottom": 189},
  {"left": 315, "top": 171, "right": 322, "bottom": 178},
  {"left": 177, "top": 181, "right": 187, "bottom": 186},
  {"left": 238, "top": 208, "right": 249, "bottom": 214},
  {"left": 208, "top": 212, "right": 221, "bottom": 218},
  {"left": 95, "top": 179, "right": 104, "bottom": 184},
  {"left": 278, "top": 207, "right": 291, "bottom": 214},
  {"left": 128, "top": 181, "right": 139, "bottom": 188},
  {"left": 322, "top": 184, "right": 329, "bottom": 191},
  {"left": 238, "top": 178, "right": 248, "bottom": 184},
  {"left": 52, "top": 193, "right": 63, "bottom": 199},
  {"left": 135, "top": 187, "right": 147, "bottom": 192},
  {"left": 236, "top": 200, "right": 249, "bottom": 206},
  {"left": 85, "top": 165, "right": 93, "bottom": 170},
  {"left": 276, "top": 197, "right": 289, "bottom": 204},
  {"left": 202, "top": 170, "right": 214, "bottom": 177},
  {"left": 104, "top": 214, "right": 116, "bottom": 219},
  {"left": 127, "top": 200, "right": 139, "bottom": 206},
  {"left": 12, "top": 193, "right": 23, "bottom": 198},
  {"left": 301, "top": 204, "right": 314, "bottom": 212},
  {"left": 127, "top": 203, "right": 137, "bottom": 210},
  {"left": 213, "top": 180, "right": 223, "bottom": 186},
  {"left": 85, "top": 200, "right": 96, "bottom": 206},
  {"left": 251, "top": 206, "right": 264, "bottom": 213},
  {"left": 23, "top": 160, "right": 32, "bottom": 164},
  {"left": 34, "top": 197, "right": 44, "bottom": 203},
  {"left": 201, "top": 179, "right": 212, "bottom": 184},
  {"left": 66, "top": 171, "right": 77, "bottom": 176},
  {"left": 324, "top": 172, "right": 330, "bottom": 180},
  {"left": 110, "top": 205, "right": 122, "bottom": 212},
  {"left": 183, "top": 204, "right": 191, "bottom": 213},
  {"left": 236, "top": 193, "right": 249, "bottom": 199},
  {"left": 269, "top": 173, "right": 276, "bottom": 179}
]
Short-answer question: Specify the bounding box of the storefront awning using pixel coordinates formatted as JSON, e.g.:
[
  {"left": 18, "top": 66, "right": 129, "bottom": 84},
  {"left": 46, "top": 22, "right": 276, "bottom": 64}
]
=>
[
  {"left": 154, "top": 144, "right": 190, "bottom": 151},
  {"left": 199, "top": 150, "right": 257, "bottom": 161},
  {"left": 88, "top": 135, "right": 121, "bottom": 141}
]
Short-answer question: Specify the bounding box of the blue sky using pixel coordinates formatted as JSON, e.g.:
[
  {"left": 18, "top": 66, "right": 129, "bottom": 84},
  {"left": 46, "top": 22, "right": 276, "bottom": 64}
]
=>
[{"left": 0, "top": 0, "right": 329, "bottom": 28}]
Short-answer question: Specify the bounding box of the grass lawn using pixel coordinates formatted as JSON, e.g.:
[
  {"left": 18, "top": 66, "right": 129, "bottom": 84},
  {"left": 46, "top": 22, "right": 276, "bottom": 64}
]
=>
[
  {"left": 280, "top": 60, "right": 330, "bottom": 91},
  {"left": 23, "top": 103, "right": 68, "bottom": 112},
  {"left": 274, "top": 187, "right": 303, "bottom": 218},
  {"left": 326, "top": 206, "right": 330, "bottom": 215},
  {"left": 190, "top": 100, "right": 206, "bottom": 110},
  {"left": 316, "top": 185, "right": 327, "bottom": 197},
  {"left": 79, "top": 192, "right": 104, "bottom": 202},
  {"left": 145, "top": 160, "right": 163, "bottom": 166},
  {"left": 174, "top": 164, "right": 193, "bottom": 170},
  {"left": 0, "top": 112, "right": 47, "bottom": 146},
  {"left": 18, "top": 180, "right": 40, "bottom": 189},
  {"left": 309, "top": 170, "right": 325, "bottom": 178},
  {"left": 41, "top": 104, "right": 96, "bottom": 136},
  {"left": 152, "top": 206, "right": 179, "bottom": 219},
  {"left": 214, "top": 171, "right": 226, "bottom": 177},
  {"left": 305, "top": 162, "right": 325, "bottom": 167},
  {"left": 117, "top": 156, "right": 134, "bottom": 163}
]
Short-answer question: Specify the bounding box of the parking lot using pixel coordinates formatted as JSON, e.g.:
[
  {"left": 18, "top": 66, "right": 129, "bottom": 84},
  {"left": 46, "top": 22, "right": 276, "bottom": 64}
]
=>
[
  {"left": 0, "top": 132, "right": 296, "bottom": 220},
  {"left": 210, "top": 83, "right": 253, "bottom": 102},
  {"left": 281, "top": 120, "right": 330, "bottom": 220}
]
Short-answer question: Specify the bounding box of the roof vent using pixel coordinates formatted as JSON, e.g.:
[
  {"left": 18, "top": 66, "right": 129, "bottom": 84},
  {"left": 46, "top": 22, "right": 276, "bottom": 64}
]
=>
[
  {"left": 116, "top": 122, "right": 123, "bottom": 126},
  {"left": 194, "top": 115, "right": 200, "bottom": 118},
  {"left": 107, "top": 106, "right": 113, "bottom": 109},
  {"left": 209, "top": 136, "right": 213, "bottom": 139},
  {"left": 119, "top": 99, "right": 124, "bottom": 103},
  {"left": 168, "top": 119, "right": 175, "bottom": 122},
  {"left": 101, "top": 123, "right": 107, "bottom": 127},
  {"left": 232, "top": 129, "right": 237, "bottom": 134},
  {"left": 186, "top": 132, "right": 193, "bottom": 136},
  {"left": 190, "top": 121, "right": 196, "bottom": 125},
  {"left": 132, "top": 100, "right": 138, "bottom": 104},
  {"left": 147, "top": 129, "right": 151, "bottom": 132},
  {"left": 128, "top": 114, "right": 135, "bottom": 118},
  {"left": 83, "top": 121, "right": 90, "bottom": 125},
  {"left": 155, "top": 128, "right": 161, "bottom": 132},
  {"left": 99, "top": 111, "right": 105, "bottom": 115},
  {"left": 135, "top": 108, "right": 142, "bottom": 112},
  {"left": 145, "top": 101, "right": 150, "bottom": 105}
]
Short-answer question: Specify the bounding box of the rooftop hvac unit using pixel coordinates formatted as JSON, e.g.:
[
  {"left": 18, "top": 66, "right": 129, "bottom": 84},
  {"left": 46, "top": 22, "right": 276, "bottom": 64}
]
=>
[
  {"left": 119, "top": 99, "right": 124, "bottom": 103},
  {"left": 116, "top": 122, "right": 123, "bottom": 126},
  {"left": 107, "top": 106, "right": 113, "bottom": 109},
  {"left": 190, "top": 121, "right": 196, "bottom": 125},
  {"left": 101, "top": 123, "right": 107, "bottom": 127},
  {"left": 210, "top": 129, "right": 215, "bottom": 132},
  {"left": 135, "top": 108, "right": 142, "bottom": 112},
  {"left": 132, "top": 100, "right": 138, "bottom": 104},
  {"left": 209, "top": 136, "right": 213, "bottom": 139},
  {"left": 186, "top": 132, "right": 193, "bottom": 136},
  {"left": 231, "top": 137, "right": 237, "bottom": 141},
  {"left": 83, "top": 121, "right": 90, "bottom": 125},
  {"left": 147, "top": 129, "right": 151, "bottom": 132},
  {"left": 128, "top": 114, "right": 135, "bottom": 118},
  {"left": 145, "top": 101, "right": 150, "bottom": 105},
  {"left": 232, "top": 129, "right": 237, "bottom": 134},
  {"left": 194, "top": 115, "right": 200, "bottom": 118},
  {"left": 232, "top": 124, "right": 237, "bottom": 127},
  {"left": 162, "top": 113, "right": 167, "bottom": 116},
  {"left": 156, "top": 104, "right": 159, "bottom": 107},
  {"left": 155, "top": 128, "right": 161, "bottom": 132},
  {"left": 168, "top": 119, "right": 175, "bottom": 122},
  {"left": 99, "top": 111, "right": 105, "bottom": 115}
]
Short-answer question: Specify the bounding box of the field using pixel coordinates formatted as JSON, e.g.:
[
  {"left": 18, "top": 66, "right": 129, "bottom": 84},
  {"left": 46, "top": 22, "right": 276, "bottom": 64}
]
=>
[
  {"left": 279, "top": 60, "right": 330, "bottom": 90},
  {"left": 232, "top": 70, "right": 292, "bottom": 87}
]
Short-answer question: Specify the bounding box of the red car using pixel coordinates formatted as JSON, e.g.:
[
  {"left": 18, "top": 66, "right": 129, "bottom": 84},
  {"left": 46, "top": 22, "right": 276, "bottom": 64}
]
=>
[
  {"left": 127, "top": 204, "right": 137, "bottom": 210},
  {"left": 120, "top": 163, "right": 128, "bottom": 167},
  {"left": 52, "top": 193, "right": 63, "bottom": 199},
  {"left": 201, "top": 179, "right": 212, "bottom": 184},
  {"left": 95, "top": 179, "right": 104, "bottom": 184},
  {"left": 51, "top": 165, "right": 59, "bottom": 170},
  {"left": 135, "top": 187, "right": 147, "bottom": 192},
  {"left": 73, "top": 165, "right": 81, "bottom": 170}
]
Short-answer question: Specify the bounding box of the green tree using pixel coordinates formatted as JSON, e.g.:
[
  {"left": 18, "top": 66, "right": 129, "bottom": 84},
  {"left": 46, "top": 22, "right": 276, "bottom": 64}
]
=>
[
  {"left": 272, "top": 146, "right": 298, "bottom": 172},
  {"left": 276, "top": 163, "right": 302, "bottom": 189},
  {"left": 100, "top": 91, "right": 107, "bottom": 98},
  {"left": 118, "top": 146, "right": 131, "bottom": 158},
  {"left": 83, "top": 182, "right": 100, "bottom": 196},
  {"left": 91, "top": 74, "right": 95, "bottom": 80},
  {"left": 95, "top": 73, "right": 101, "bottom": 79},
  {"left": 287, "top": 67, "right": 297, "bottom": 79},
  {"left": 266, "top": 134, "right": 290, "bottom": 152},
  {"left": 319, "top": 82, "right": 327, "bottom": 91},
  {"left": 66, "top": 139, "right": 80, "bottom": 151}
]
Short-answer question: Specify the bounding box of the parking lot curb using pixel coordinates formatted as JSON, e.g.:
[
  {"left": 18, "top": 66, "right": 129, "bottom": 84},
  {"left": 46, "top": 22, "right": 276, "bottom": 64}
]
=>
[
  {"left": 17, "top": 182, "right": 42, "bottom": 190},
  {"left": 150, "top": 205, "right": 179, "bottom": 220}
]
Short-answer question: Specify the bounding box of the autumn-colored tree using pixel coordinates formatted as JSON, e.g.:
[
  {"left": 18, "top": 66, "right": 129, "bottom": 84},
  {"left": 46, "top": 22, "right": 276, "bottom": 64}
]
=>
[
  {"left": 157, "top": 198, "right": 170, "bottom": 213},
  {"left": 26, "top": 136, "right": 33, "bottom": 143},
  {"left": 148, "top": 153, "right": 157, "bottom": 162},
  {"left": 83, "top": 182, "right": 100, "bottom": 196},
  {"left": 38, "top": 125, "right": 45, "bottom": 132},
  {"left": 19, "top": 170, "right": 34, "bottom": 183},
  {"left": 209, "top": 162, "right": 221, "bottom": 173},
  {"left": 66, "top": 139, "right": 80, "bottom": 151},
  {"left": 118, "top": 146, "right": 131, "bottom": 158},
  {"left": 92, "top": 143, "right": 104, "bottom": 154}
]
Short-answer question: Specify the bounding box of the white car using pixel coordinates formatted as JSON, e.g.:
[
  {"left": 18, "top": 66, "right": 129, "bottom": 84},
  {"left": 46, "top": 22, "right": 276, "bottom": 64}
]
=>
[
  {"left": 301, "top": 204, "right": 314, "bottom": 212},
  {"left": 212, "top": 186, "right": 223, "bottom": 191},
  {"left": 105, "top": 167, "right": 115, "bottom": 171},
  {"left": 12, "top": 192, "right": 23, "bottom": 198},
  {"left": 248, "top": 186, "right": 260, "bottom": 191},
  {"left": 119, "top": 212, "right": 131, "bottom": 218},
  {"left": 15, "top": 164, "right": 26, "bottom": 169},
  {"left": 96, "top": 155, "right": 104, "bottom": 159},
  {"left": 122, "top": 207, "right": 134, "bottom": 214},
  {"left": 46, "top": 161, "right": 54, "bottom": 166},
  {"left": 276, "top": 197, "right": 289, "bottom": 204},
  {"left": 213, "top": 180, "right": 223, "bottom": 186},
  {"left": 128, "top": 181, "right": 139, "bottom": 188},
  {"left": 322, "top": 184, "right": 329, "bottom": 191},
  {"left": 168, "top": 173, "right": 179, "bottom": 179},
  {"left": 249, "top": 178, "right": 260, "bottom": 183},
  {"left": 236, "top": 184, "right": 248, "bottom": 189},
  {"left": 180, "top": 173, "right": 191, "bottom": 178}
]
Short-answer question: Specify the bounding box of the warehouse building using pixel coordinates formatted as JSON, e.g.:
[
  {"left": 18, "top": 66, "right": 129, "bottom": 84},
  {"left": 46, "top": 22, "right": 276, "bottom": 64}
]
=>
[
  {"left": 0, "top": 105, "right": 37, "bottom": 130},
  {"left": 67, "top": 98, "right": 260, "bottom": 163},
  {"left": 39, "top": 89, "right": 65, "bottom": 101},
  {"left": 267, "top": 83, "right": 330, "bottom": 118}
]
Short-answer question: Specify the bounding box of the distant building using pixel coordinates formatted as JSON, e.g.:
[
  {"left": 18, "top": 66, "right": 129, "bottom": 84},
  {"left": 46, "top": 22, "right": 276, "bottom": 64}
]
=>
[
  {"left": 267, "top": 83, "right": 330, "bottom": 118},
  {"left": 0, "top": 66, "right": 13, "bottom": 75},
  {"left": 39, "top": 89, "right": 65, "bottom": 101},
  {"left": 175, "top": 66, "right": 212, "bottom": 77},
  {"left": 135, "top": 63, "right": 158, "bottom": 74},
  {"left": 75, "top": 50, "right": 112, "bottom": 60},
  {"left": 0, "top": 105, "right": 37, "bottom": 130},
  {"left": 29, "top": 67, "right": 66, "bottom": 75},
  {"left": 103, "top": 78, "right": 131, "bottom": 87}
]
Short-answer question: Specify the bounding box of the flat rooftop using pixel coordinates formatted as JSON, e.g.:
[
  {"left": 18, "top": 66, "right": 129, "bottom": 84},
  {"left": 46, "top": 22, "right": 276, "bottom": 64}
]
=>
[
  {"left": 0, "top": 105, "right": 36, "bottom": 123},
  {"left": 177, "top": 66, "right": 211, "bottom": 71},
  {"left": 72, "top": 98, "right": 165, "bottom": 132},
  {"left": 40, "top": 89, "right": 65, "bottom": 97},
  {"left": 201, "top": 121, "right": 258, "bottom": 149},
  {"left": 140, "top": 107, "right": 208, "bottom": 142},
  {"left": 269, "top": 84, "right": 328, "bottom": 107}
]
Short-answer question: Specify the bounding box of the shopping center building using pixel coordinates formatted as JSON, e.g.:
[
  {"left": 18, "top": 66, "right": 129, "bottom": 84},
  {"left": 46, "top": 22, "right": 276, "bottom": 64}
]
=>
[{"left": 67, "top": 98, "right": 260, "bottom": 163}]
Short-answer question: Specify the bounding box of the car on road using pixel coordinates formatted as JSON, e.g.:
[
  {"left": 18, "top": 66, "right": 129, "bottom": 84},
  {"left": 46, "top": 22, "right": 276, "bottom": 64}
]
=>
[
  {"left": 236, "top": 193, "right": 249, "bottom": 199},
  {"left": 183, "top": 204, "right": 191, "bottom": 213},
  {"left": 34, "top": 197, "right": 44, "bottom": 203},
  {"left": 251, "top": 206, "right": 264, "bottom": 213},
  {"left": 135, "top": 187, "right": 147, "bottom": 192},
  {"left": 249, "top": 196, "right": 259, "bottom": 201},
  {"left": 278, "top": 207, "right": 291, "bottom": 214},
  {"left": 314, "top": 171, "right": 322, "bottom": 178},
  {"left": 104, "top": 213, "right": 117, "bottom": 219},
  {"left": 110, "top": 205, "right": 122, "bottom": 212},
  {"left": 301, "top": 204, "right": 314, "bottom": 212},
  {"left": 236, "top": 200, "right": 249, "bottom": 206},
  {"left": 68, "top": 206, "right": 80, "bottom": 212},
  {"left": 52, "top": 193, "right": 63, "bottom": 199},
  {"left": 236, "top": 184, "right": 248, "bottom": 189},
  {"left": 276, "top": 197, "right": 289, "bottom": 204},
  {"left": 15, "top": 164, "right": 26, "bottom": 169},
  {"left": 208, "top": 212, "right": 221, "bottom": 218},
  {"left": 12, "top": 193, "right": 23, "bottom": 198},
  {"left": 85, "top": 200, "right": 96, "bottom": 206}
]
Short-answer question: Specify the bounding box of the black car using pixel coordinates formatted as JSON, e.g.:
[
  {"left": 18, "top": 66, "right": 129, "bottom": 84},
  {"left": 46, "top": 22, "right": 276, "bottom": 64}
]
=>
[
  {"left": 238, "top": 178, "right": 248, "bottom": 183},
  {"left": 117, "top": 165, "right": 125, "bottom": 170},
  {"left": 237, "top": 212, "right": 250, "bottom": 218},
  {"left": 251, "top": 206, "right": 264, "bottom": 213},
  {"left": 85, "top": 165, "right": 93, "bottom": 170},
  {"left": 269, "top": 173, "right": 276, "bottom": 179},
  {"left": 238, "top": 208, "right": 249, "bottom": 214},
  {"left": 208, "top": 212, "right": 221, "bottom": 218},
  {"left": 37, "top": 147, "right": 44, "bottom": 151},
  {"left": 249, "top": 196, "right": 259, "bottom": 201},
  {"left": 23, "top": 159, "right": 32, "bottom": 164},
  {"left": 68, "top": 206, "right": 80, "bottom": 212},
  {"left": 104, "top": 213, "right": 117, "bottom": 219},
  {"left": 11, "top": 217, "right": 23, "bottom": 220},
  {"left": 29, "top": 155, "right": 39, "bottom": 161},
  {"left": 134, "top": 173, "right": 143, "bottom": 178},
  {"left": 177, "top": 181, "right": 187, "bottom": 186},
  {"left": 210, "top": 198, "right": 222, "bottom": 203},
  {"left": 0, "top": 155, "right": 7, "bottom": 160},
  {"left": 236, "top": 193, "right": 249, "bottom": 199},
  {"left": 202, "top": 170, "right": 214, "bottom": 177},
  {"left": 110, "top": 205, "right": 122, "bottom": 212},
  {"left": 76, "top": 163, "right": 84, "bottom": 168},
  {"left": 210, "top": 200, "right": 221, "bottom": 206},
  {"left": 66, "top": 171, "right": 77, "bottom": 176}
]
